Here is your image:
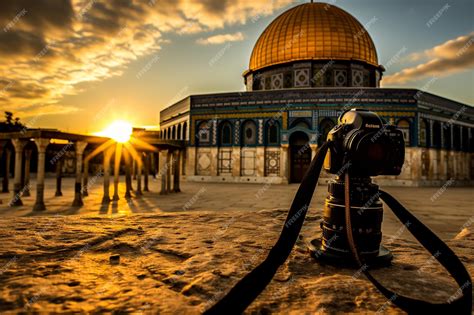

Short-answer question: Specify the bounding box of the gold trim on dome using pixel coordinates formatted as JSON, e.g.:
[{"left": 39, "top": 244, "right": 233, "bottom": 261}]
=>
[{"left": 248, "top": 3, "right": 379, "bottom": 72}]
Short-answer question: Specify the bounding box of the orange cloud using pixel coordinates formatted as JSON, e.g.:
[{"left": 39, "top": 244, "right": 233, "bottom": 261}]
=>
[
  {"left": 383, "top": 31, "right": 474, "bottom": 85},
  {"left": 0, "top": 0, "right": 293, "bottom": 117},
  {"left": 196, "top": 32, "right": 245, "bottom": 45}
]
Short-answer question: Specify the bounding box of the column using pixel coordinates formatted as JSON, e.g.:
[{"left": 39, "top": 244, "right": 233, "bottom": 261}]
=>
[
  {"left": 144, "top": 152, "right": 150, "bottom": 192},
  {"left": 2, "top": 147, "right": 11, "bottom": 193},
  {"left": 150, "top": 152, "right": 156, "bottom": 178},
  {"left": 136, "top": 154, "right": 142, "bottom": 196},
  {"left": 429, "top": 120, "right": 434, "bottom": 148},
  {"left": 159, "top": 149, "right": 168, "bottom": 195},
  {"left": 23, "top": 149, "right": 32, "bottom": 197},
  {"left": 102, "top": 146, "right": 114, "bottom": 204},
  {"left": 166, "top": 150, "right": 172, "bottom": 193},
  {"left": 173, "top": 150, "right": 181, "bottom": 192},
  {"left": 113, "top": 143, "right": 121, "bottom": 201},
  {"left": 132, "top": 159, "right": 137, "bottom": 180},
  {"left": 33, "top": 138, "right": 49, "bottom": 211},
  {"left": 72, "top": 141, "right": 88, "bottom": 207},
  {"left": 82, "top": 158, "right": 89, "bottom": 197},
  {"left": 55, "top": 158, "right": 63, "bottom": 197},
  {"left": 124, "top": 150, "right": 132, "bottom": 199},
  {"left": 10, "top": 139, "right": 27, "bottom": 206}
]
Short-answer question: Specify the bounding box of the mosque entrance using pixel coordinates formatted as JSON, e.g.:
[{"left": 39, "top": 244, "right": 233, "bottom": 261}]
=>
[{"left": 290, "top": 131, "right": 311, "bottom": 183}]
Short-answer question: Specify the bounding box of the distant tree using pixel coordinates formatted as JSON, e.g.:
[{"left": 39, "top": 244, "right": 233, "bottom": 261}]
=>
[{"left": 0, "top": 111, "right": 25, "bottom": 132}]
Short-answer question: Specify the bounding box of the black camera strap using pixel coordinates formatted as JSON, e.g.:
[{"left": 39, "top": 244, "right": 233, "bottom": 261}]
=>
[
  {"left": 344, "top": 174, "right": 472, "bottom": 314},
  {"left": 205, "top": 141, "right": 472, "bottom": 314}
]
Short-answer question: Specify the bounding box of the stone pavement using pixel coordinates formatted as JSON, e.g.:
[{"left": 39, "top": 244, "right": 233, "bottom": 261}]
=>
[
  {"left": 0, "top": 177, "right": 472, "bottom": 313},
  {"left": 0, "top": 176, "right": 472, "bottom": 239}
]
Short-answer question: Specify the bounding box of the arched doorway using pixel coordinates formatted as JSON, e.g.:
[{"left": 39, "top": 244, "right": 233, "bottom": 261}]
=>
[{"left": 289, "top": 131, "right": 311, "bottom": 183}]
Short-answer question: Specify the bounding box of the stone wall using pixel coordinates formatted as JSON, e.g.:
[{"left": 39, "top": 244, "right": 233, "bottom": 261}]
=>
[{"left": 185, "top": 146, "right": 473, "bottom": 187}]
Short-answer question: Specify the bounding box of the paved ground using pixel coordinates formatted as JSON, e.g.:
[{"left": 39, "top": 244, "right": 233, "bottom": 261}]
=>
[
  {"left": 0, "top": 177, "right": 472, "bottom": 313},
  {"left": 0, "top": 176, "right": 472, "bottom": 240}
]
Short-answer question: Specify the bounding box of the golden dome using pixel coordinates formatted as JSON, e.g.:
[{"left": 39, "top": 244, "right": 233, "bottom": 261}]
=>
[{"left": 248, "top": 3, "right": 379, "bottom": 72}]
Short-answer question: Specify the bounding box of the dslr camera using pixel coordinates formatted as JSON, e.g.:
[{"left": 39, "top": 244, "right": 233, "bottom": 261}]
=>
[
  {"left": 324, "top": 109, "right": 405, "bottom": 177},
  {"left": 311, "top": 109, "right": 406, "bottom": 265}
]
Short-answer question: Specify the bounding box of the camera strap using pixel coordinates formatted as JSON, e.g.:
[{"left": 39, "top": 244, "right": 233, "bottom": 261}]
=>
[
  {"left": 344, "top": 174, "right": 472, "bottom": 314},
  {"left": 205, "top": 141, "right": 472, "bottom": 314}
]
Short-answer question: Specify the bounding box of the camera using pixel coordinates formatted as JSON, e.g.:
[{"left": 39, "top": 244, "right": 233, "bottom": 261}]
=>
[
  {"left": 309, "top": 109, "right": 405, "bottom": 266},
  {"left": 324, "top": 109, "right": 405, "bottom": 177}
]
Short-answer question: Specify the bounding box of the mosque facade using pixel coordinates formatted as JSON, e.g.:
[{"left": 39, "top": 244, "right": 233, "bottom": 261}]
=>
[{"left": 159, "top": 2, "right": 474, "bottom": 186}]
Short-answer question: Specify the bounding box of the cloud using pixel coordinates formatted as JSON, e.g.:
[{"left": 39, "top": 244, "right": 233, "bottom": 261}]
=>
[
  {"left": 196, "top": 32, "right": 245, "bottom": 45},
  {"left": 383, "top": 32, "right": 474, "bottom": 85},
  {"left": 0, "top": 0, "right": 293, "bottom": 118}
]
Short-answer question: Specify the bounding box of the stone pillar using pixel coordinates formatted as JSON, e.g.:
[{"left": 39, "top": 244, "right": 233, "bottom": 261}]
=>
[
  {"left": 256, "top": 147, "right": 265, "bottom": 177},
  {"left": 124, "top": 151, "right": 132, "bottom": 199},
  {"left": 150, "top": 152, "right": 156, "bottom": 178},
  {"left": 72, "top": 141, "right": 88, "bottom": 207},
  {"left": 231, "top": 146, "right": 241, "bottom": 177},
  {"left": 113, "top": 143, "right": 122, "bottom": 201},
  {"left": 180, "top": 149, "right": 186, "bottom": 176},
  {"left": 23, "top": 149, "right": 32, "bottom": 197},
  {"left": 10, "top": 139, "right": 27, "bottom": 206},
  {"left": 159, "top": 150, "right": 168, "bottom": 195},
  {"left": 136, "top": 155, "right": 142, "bottom": 196},
  {"left": 166, "top": 151, "right": 172, "bottom": 193},
  {"left": 33, "top": 138, "right": 50, "bottom": 211},
  {"left": 132, "top": 159, "right": 136, "bottom": 180},
  {"left": 450, "top": 124, "right": 454, "bottom": 151},
  {"left": 55, "top": 158, "right": 63, "bottom": 197},
  {"left": 280, "top": 144, "right": 289, "bottom": 183},
  {"left": 2, "top": 147, "right": 11, "bottom": 193},
  {"left": 102, "top": 146, "right": 114, "bottom": 204},
  {"left": 429, "top": 120, "right": 434, "bottom": 148},
  {"left": 173, "top": 150, "right": 181, "bottom": 192},
  {"left": 144, "top": 152, "right": 150, "bottom": 192},
  {"left": 82, "top": 158, "right": 89, "bottom": 197}
]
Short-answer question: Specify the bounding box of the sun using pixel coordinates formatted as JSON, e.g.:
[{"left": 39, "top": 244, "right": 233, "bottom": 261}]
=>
[{"left": 98, "top": 120, "right": 133, "bottom": 143}]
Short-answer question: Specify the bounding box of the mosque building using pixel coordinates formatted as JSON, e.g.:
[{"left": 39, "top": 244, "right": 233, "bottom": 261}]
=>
[{"left": 159, "top": 2, "right": 474, "bottom": 186}]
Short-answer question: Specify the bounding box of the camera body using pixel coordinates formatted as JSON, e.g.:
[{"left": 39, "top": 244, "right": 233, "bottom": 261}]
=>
[{"left": 324, "top": 109, "right": 405, "bottom": 177}]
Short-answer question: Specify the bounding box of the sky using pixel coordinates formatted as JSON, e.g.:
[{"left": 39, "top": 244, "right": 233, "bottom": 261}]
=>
[{"left": 0, "top": 0, "right": 473, "bottom": 134}]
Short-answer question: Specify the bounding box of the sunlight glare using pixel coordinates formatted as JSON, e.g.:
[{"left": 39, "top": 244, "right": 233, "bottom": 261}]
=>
[{"left": 99, "top": 120, "right": 133, "bottom": 143}]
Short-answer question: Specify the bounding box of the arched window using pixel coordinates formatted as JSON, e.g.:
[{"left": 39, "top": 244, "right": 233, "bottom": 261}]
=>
[
  {"left": 197, "top": 121, "right": 211, "bottom": 145},
  {"left": 432, "top": 121, "right": 441, "bottom": 149},
  {"left": 319, "top": 118, "right": 335, "bottom": 144},
  {"left": 218, "top": 121, "right": 233, "bottom": 146},
  {"left": 419, "top": 119, "right": 428, "bottom": 147},
  {"left": 242, "top": 120, "right": 257, "bottom": 146},
  {"left": 177, "top": 124, "right": 182, "bottom": 140},
  {"left": 183, "top": 122, "right": 187, "bottom": 141},
  {"left": 397, "top": 119, "right": 411, "bottom": 146},
  {"left": 266, "top": 122, "right": 280, "bottom": 145}
]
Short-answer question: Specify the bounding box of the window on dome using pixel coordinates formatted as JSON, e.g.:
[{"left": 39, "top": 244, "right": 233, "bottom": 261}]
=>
[
  {"left": 219, "top": 122, "right": 232, "bottom": 146},
  {"left": 267, "top": 123, "right": 279, "bottom": 145},
  {"left": 242, "top": 121, "right": 257, "bottom": 145}
]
